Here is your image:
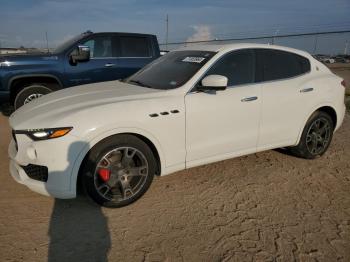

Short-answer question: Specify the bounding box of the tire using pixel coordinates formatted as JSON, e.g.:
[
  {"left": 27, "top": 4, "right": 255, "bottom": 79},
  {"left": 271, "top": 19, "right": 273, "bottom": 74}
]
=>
[
  {"left": 81, "top": 134, "right": 157, "bottom": 208},
  {"left": 289, "top": 111, "right": 334, "bottom": 159},
  {"left": 14, "top": 84, "right": 52, "bottom": 109}
]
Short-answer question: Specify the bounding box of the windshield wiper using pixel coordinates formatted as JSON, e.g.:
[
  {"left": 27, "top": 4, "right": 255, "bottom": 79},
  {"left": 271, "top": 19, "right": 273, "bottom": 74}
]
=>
[{"left": 128, "top": 79, "right": 152, "bottom": 88}]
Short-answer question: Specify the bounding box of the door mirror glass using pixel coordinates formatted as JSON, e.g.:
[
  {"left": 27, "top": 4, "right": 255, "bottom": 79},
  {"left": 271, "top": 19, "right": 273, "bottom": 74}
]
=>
[
  {"left": 197, "top": 74, "right": 228, "bottom": 91},
  {"left": 70, "top": 45, "right": 90, "bottom": 64}
]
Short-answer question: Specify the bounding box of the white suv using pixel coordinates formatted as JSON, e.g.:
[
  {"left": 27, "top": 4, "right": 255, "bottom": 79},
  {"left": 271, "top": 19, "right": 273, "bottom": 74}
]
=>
[{"left": 8, "top": 43, "right": 346, "bottom": 207}]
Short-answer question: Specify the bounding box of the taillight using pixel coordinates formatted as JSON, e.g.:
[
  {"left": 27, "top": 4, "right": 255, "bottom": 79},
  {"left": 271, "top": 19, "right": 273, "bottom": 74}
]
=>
[{"left": 341, "top": 80, "right": 346, "bottom": 88}]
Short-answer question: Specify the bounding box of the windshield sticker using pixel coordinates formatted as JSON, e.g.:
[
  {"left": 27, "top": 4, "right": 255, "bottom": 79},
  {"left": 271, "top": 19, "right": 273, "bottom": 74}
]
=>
[{"left": 182, "top": 57, "right": 206, "bottom": 63}]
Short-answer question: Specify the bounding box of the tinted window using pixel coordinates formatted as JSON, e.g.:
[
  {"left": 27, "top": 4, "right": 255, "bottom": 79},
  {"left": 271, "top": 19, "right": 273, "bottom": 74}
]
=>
[
  {"left": 205, "top": 49, "right": 255, "bottom": 86},
  {"left": 126, "top": 51, "right": 216, "bottom": 89},
  {"left": 120, "top": 36, "right": 151, "bottom": 57},
  {"left": 83, "top": 36, "right": 113, "bottom": 58},
  {"left": 256, "top": 49, "right": 310, "bottom": 82},
  {"left": 297, "top": 55, "right": 311, "bottom": 74}
]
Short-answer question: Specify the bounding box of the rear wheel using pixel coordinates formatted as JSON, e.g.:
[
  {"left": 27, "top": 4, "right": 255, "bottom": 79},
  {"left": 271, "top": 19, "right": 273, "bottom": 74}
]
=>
[
  {"left": 290, "top": 111, "right": 334, "bottom": 159},
  {"left": 81, "top": 135, "right": 156, "bottom": 208},
  {"left": 14, "top": 84, "right": 52, "bottom": 109}
]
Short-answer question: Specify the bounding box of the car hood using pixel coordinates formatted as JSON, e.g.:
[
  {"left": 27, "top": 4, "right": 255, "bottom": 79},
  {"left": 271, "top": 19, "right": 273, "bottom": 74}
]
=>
[
  {"left": 9, "top": 80, "right": 161, "bottom": 130},
  {"left": 0, "top": 53, "right": 59, "bottom": 64}
]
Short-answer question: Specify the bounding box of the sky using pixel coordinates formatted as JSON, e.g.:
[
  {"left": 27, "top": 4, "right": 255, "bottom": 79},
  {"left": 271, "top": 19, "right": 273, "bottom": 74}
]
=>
[{"left": 0, "top": 0, "right": 349, "bottom": 54}]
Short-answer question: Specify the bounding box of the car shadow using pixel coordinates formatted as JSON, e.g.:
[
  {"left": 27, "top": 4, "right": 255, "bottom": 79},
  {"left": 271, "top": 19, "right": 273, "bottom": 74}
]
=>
[
  {"left": 273, "top": 147, "right": 298, "bottom": 157},
  {"left": 47, "top": 141, "right": 111, "bottom": 262},
  {"left": 0, "top": 103, "right": 14, "bottom": 117}
]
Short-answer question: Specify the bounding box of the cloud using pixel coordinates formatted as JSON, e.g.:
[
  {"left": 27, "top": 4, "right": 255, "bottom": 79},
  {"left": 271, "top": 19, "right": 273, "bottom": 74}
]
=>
[{"left": 186, "top": 25, "right": 213, "bottom": 42}]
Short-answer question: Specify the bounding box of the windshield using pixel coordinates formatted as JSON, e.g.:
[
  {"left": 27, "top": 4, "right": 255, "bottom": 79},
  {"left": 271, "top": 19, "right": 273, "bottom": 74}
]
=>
[
  {"left": 125, "top": 50, "right": 216, "bottom": 90},
  {"left": 52, "top": 34, "right": 85, "bottom": 54}
]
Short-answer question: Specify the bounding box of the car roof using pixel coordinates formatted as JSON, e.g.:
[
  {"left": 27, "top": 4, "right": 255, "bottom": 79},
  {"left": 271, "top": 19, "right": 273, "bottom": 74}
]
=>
[
  {"left": 176, "top": 43, "right": 312, "bottom": 58},
  {"left": 91, "top": 32, "right": 157, "bottom": 37}
]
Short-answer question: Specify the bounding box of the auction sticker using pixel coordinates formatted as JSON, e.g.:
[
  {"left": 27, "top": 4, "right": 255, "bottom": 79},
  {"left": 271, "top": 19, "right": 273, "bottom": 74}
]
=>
[{"left": 182, "top": 57, "right": 205, "bottom": 63}]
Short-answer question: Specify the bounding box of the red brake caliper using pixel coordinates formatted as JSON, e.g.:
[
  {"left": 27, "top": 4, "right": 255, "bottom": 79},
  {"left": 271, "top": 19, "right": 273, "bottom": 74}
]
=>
[{"left": 98, "top": 168, "right": 110, "bottom": 182}]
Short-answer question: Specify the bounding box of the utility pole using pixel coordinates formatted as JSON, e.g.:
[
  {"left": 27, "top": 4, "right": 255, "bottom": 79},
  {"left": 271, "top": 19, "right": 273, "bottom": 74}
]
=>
[
  {"left": 313, "top": 34, "right": 318, "bottom": 54},
  {"left": 45, "top": 31, "right": 49, "bottom": 53},
  {"left": 272, "top": 29, "right": 279, "bottom": 45},
  {"left": 345, "top": 41, "right": 349, "bottom": 55},
  {"left": 165, "top": 14, "right": 169, "bottom": 51}
]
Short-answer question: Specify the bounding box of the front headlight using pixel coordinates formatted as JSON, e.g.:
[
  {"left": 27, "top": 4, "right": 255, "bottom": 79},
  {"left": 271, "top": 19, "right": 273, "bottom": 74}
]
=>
[{"left": 15, "top": 127, "right": 73, "bottom": 141}]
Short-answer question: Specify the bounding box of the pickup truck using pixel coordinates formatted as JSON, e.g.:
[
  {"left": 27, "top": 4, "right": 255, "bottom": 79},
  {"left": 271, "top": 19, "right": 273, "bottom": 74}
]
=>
[{"left": 0, "top": 31, "right": 160, "bottom": 109}]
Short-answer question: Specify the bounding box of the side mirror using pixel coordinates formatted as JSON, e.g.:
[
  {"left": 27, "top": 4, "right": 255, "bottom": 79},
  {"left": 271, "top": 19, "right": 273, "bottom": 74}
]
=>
[
  {"left": 197, "top": 75, "right": 228, "bottom": 91},
  {"left": 70, "top": 45, "right": 90, "bottom": 64}
]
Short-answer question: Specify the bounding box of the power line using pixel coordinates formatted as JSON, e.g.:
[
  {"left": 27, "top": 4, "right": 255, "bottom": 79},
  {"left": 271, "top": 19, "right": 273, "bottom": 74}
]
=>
[
  {"left": 166, "top": 22, "right": 350, "bottom": 43},
  {"left": 160, "top": 29, "right": 350, "bottom": 46}
]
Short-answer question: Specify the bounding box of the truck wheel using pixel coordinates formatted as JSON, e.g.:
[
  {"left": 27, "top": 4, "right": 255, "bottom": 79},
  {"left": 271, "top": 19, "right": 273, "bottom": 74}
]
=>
[
  {"left": 81, "top": 134, "right": 157, "bottom": 208},
  {"left": 14, "top": 84, "right": 52, "bottom": 109},
  {"left": 289, "top": 111, "right": 334, "bottom": 159}
]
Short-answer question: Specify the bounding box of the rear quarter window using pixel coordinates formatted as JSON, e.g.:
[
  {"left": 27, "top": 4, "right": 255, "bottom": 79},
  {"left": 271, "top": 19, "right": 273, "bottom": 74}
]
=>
[
  {"left": 119, "top": 36, "right": 151, "bottom": 57},
  {"left": 256, "top": 49, "right": 310, "bottom": 82}
]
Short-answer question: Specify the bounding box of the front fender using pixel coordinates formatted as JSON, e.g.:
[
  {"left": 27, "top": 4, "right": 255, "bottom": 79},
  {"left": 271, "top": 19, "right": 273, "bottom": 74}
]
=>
[
  {"left": 68, "top": 126, "right": 166, "bottom": 193},
  {"left": 8, "top": 73, "right": 63, "bottom": 90}
]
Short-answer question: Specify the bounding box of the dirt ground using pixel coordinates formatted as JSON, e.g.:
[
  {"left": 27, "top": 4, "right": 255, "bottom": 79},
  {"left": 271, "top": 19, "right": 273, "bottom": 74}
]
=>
[{"left": 0, "top": 67, "right": 350, "bottom": 262}]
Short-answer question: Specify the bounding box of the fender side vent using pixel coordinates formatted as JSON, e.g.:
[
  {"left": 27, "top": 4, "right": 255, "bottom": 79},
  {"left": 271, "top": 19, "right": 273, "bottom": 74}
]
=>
[
  {"left": 149, "top": 113, "right": 159, "bottom": 117},
  {"left": 170, "top": 110, "right": 180, "bottom": 114}
]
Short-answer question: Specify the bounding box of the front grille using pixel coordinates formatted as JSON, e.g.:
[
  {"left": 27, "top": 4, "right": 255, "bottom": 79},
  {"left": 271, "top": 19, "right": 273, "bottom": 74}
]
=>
[
  {"left": 21, "top": 164, "right": 48, "bottom": 182},
  {"left": 12, "top": 130, "right": 18, "bottom": 151}
]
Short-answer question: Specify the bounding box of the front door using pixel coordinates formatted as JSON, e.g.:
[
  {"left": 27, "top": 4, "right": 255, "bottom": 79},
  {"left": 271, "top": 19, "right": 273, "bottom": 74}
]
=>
[
  {"left": 64, "top": 35, "right": 120, "bottom": 86},
  {"left": 185, "top": 49, "right": 261, "bottom": 166}
]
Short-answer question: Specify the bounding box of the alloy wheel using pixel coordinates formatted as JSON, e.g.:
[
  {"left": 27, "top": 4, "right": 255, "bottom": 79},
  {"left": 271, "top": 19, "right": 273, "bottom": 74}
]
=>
[
  {"left": 23, "top": 93, "right": 43, "bottom": 104},
  {"left": 94, "top": 147, "right": 149, "bottom": 202},
  {"left": 305, "top": 117, "right": 331, "bottom": 155}
]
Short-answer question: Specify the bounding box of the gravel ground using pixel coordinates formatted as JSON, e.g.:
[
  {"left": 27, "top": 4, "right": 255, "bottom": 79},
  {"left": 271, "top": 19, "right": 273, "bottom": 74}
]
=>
[{"left": 0, "top": 69, "right": 349, "bottom": 262}]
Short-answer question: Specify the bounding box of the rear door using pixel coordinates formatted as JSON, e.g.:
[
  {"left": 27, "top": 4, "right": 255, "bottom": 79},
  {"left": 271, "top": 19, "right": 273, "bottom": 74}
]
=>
[
  {"left": 255, "top": 49, "right": 312, "bottom": 149},
  {"left": 113, "top": 35, "right": 156, "bottom": 78}
]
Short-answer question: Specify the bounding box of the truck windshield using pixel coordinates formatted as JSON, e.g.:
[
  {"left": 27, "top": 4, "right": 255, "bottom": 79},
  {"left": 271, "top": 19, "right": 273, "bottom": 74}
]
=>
[
  {"left": 125, "top": 50, "right": 216, "bottom": 90},
  {"left": 52, "top": 34, "right": 86, "bottom": 54}
]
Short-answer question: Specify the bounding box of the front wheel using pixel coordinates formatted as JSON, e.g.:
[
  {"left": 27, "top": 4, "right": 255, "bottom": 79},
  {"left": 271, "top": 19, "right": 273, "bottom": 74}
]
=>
[
  {"left": 289, "top": 111, "right": 334, "bottom": 159},
  {"left": 81, "top": 135, "right": 157, "bottom": 208},
  {"left": 14, "top": 84, "right": 52, "bottom": 109}
]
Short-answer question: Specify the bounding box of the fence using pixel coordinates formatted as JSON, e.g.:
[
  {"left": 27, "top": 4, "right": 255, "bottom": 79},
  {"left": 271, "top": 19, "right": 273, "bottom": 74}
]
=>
[{"left": 159, "top": 30, "right": 350, "bottom": 56}]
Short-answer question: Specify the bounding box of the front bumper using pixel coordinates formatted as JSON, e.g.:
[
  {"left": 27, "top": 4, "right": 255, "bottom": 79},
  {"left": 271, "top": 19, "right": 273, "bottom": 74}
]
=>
[
  {"left": 8, "top": 133, "right": 84, "bottom": 199},
  {"left": 9, "top": 152, "right": 52, "bottom": 197}
]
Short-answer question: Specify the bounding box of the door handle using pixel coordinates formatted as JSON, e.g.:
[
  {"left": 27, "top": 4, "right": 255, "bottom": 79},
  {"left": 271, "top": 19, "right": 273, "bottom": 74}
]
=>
[
  {"left": 104, "top": 63, "right": 115, "bottom": 67},
  {"left": 300, "top": 88, "right": 314, "bottom": 93},
  {"left": 241, "top": 96, "right": 258, "bottom": 102}
]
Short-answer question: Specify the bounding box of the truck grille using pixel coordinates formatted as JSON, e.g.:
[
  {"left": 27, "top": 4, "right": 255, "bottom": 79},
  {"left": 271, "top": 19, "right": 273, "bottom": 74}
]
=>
[{"left": 21, "top": 164, "right": 48, "bottom": 182}]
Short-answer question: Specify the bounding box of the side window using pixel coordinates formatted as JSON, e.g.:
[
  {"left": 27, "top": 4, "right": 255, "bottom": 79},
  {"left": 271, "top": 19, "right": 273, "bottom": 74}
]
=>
[
  {"left": 296, "top": 55, "right": 311, "bottom": 74},
  {"left": 119, "top": 36, "right": 151, "bottom": 57},
  {"left": 257, "top": 49, "right": 310, "bottom": 82},
  {"left": 83, "top": 36, "right": 113, "bottom": 58},
  {"left": 205, "top": 49, "right": 255, "bottom": 86}
]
